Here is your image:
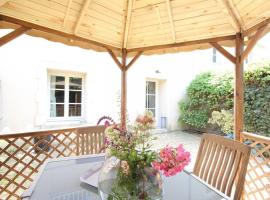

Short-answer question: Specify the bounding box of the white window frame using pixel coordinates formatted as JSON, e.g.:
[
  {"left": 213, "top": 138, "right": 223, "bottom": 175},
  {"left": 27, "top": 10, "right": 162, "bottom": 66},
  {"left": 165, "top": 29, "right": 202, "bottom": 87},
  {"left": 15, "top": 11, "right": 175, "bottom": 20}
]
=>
[
  {"left": 47, "top": 70, "right": 85, "bottom": 121},
  {"left": 145, "top": 80, "right": 158, "bottom": 120}
]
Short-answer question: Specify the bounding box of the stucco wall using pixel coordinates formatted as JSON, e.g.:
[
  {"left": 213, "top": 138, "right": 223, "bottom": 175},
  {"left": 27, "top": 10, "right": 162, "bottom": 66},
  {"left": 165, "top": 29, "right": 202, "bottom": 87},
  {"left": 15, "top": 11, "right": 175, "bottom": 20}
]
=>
[{"left": 0, "top": 30, "right": 239, "bottom": 133}]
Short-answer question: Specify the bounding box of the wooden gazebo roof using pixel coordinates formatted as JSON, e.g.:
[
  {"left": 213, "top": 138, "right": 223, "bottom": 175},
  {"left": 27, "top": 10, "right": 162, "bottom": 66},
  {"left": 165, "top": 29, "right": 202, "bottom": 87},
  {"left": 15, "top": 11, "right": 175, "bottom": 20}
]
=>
[{"left": 0, "top": 0, "right": 269, "bottom": 56}]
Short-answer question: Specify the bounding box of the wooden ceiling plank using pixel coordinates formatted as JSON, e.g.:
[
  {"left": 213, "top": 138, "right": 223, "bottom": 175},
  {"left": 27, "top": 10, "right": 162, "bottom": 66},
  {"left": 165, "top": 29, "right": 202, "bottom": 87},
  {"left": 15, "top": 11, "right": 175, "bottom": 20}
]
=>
[
  {"left": 166, "top": 0, "right": 176, "bottom": 42},
  {"left": 242, "top": 24, "right": 268, "bottom": 61},
  {"left": 126, "top": 51, "right": 143, "bottom": 70},
  {"left": 0, "top": 26, "right": 30, "bottom": 47},
  {"left": 0, "top": 0, "right": 8, "bottom": 7},
  {"left": 74, "top": 0, "right": 92, "bottom": 34},
  {"left": 154, "top": 5, "right": 166, "bottom": 34},
  {"left": 63, "top": 0, "right": 73, "bottom": 27},
  {"left": 127, "top": 34, "right": 236, "bottom": 52},
  {"left": 243, "top": 17, "right": 270, "bottom": 36},
  {"left": 217, "top": 0, "right": 240, "bottom": 31},
  {"left": 210, "top": 42, "right": 236, "bottom": 63},
  {"left": 107, "top": 48, "right": 123, "bottom": 70},
  {"left": 217, "top": 0, "right": 245, "bottom": 32},
  {"left": 122, "top": 0, "right": 135, "bottom": 48},
  {"left": 0, "top": 14, "right": 121, "bottom": 51}
]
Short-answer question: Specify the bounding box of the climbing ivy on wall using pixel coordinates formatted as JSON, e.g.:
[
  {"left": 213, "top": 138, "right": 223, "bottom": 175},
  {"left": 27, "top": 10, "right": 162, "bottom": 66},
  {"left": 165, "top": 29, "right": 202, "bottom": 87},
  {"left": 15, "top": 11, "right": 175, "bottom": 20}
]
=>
[{"left": 179, "top": 62, "right": 270, "bottom": 136}]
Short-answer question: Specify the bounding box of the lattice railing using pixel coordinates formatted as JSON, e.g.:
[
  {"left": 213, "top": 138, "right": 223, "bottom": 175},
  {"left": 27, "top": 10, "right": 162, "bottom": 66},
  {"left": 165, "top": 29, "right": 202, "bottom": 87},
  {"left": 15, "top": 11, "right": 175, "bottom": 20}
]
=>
[
  {"left": 241, "top": 132, "right": 270, "bottom": 200},
  {"left": 0, "top": 125, "right": 105, "bottom": 200}
]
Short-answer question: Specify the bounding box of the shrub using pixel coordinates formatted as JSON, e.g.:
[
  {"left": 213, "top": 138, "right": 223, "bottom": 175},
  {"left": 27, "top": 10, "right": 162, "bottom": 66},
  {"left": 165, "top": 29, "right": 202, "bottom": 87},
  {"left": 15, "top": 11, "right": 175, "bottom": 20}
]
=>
[
  {"left": 179, "top": 62, "right": 270, "bottom": 136},
  {"left": 244, "top": 62, "right": 270, "bottom": 135},
  {"left": 178, "top": 72, "right": 233, "bottom": 129},
  {"left": 208, "top": 110, "right": 234, "bottom": 134}
]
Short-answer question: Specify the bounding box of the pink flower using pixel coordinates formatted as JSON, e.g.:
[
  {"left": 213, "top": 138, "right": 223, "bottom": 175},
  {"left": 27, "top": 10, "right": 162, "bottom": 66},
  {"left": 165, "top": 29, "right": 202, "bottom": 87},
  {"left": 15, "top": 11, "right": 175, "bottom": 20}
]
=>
[
  {"left": 152, "top": 144, "right": 191, "bottom": 177},
  {"left": 104, "top": 120, "right": 110, "bottom": 127}
]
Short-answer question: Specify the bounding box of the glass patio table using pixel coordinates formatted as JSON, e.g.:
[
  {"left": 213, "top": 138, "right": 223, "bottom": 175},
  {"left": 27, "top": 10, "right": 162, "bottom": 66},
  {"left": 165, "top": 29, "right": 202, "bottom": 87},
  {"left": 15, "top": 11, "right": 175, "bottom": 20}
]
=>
[{"left": 21, "top": 154, "right": 231, "bottom": 200}]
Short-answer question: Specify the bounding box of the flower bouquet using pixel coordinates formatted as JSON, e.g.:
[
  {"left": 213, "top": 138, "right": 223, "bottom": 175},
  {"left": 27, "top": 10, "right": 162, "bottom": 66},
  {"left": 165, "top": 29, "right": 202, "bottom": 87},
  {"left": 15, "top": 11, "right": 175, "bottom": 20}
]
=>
[{"left": 98, "top": 111, "right": 191, "bottom": 200}]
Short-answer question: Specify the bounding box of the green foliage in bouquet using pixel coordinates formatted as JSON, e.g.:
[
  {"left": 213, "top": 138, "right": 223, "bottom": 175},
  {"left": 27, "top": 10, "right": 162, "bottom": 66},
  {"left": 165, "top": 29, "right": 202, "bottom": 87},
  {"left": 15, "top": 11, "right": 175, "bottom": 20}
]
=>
[{"left": 105, "top": 111, "right": 159, "bottom": 199}]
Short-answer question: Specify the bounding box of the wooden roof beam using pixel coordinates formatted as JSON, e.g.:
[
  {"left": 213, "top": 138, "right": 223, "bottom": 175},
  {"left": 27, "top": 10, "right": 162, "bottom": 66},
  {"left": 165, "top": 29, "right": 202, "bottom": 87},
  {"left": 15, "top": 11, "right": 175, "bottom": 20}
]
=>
[
  {"left": 217, "top": 0, "right": 245, "bottom": 32},
  {"left": 122, "top": 0, "right": 135, "bottom": 48},
  {"left": 241, "top": 25, "right": 268, "bottom": 62},
  {"left": 63, "top": 0, "right": 73, "bottom": 27},
  {"left": 166, "top": 0, "right": 176, "bottom": 42},
  {"left": 0, "top": 26, "right": 30, "bottom": 47},
  {"left": 128, "top": 35, "right": 236, "bottom": 53},
  {"left": 0, "top": 14, "right": 120, "bottom": 51},
  {"left": 210, "top": 42, "right": 236, "bottom": 64},
  {"left": 107, "top": 48, "right": 143, "bottom": 71},
  {"left": 74, "top": 0, "right": 92, "bottom": 34}
]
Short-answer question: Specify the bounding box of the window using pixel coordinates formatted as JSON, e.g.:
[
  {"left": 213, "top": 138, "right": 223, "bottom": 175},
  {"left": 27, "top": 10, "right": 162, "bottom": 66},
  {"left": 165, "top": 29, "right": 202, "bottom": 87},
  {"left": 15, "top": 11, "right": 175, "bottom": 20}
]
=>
[
  {"left": 49, "top": 74, "right": 83, "bottom": 118},
  {"left": 145, "top": 81, "right": 156, "bottom": 117},
  {"left": 212, "top": 48, "right": 217, "bottom": 63}
]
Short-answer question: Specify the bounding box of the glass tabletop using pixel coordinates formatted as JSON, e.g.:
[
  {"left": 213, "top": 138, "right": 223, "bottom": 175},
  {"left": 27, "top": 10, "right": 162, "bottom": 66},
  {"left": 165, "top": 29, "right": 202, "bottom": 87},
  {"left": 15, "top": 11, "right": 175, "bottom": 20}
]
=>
[{"left": 22, "top": 154, "right": 230, "bottom": 200}]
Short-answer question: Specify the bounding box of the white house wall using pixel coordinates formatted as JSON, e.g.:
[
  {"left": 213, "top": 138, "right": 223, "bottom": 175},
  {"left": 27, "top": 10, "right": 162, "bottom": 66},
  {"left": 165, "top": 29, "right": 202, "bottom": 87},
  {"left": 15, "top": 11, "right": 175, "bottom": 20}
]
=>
[{"left": 4, "top": 29, "right": 263, "bottom": 133}]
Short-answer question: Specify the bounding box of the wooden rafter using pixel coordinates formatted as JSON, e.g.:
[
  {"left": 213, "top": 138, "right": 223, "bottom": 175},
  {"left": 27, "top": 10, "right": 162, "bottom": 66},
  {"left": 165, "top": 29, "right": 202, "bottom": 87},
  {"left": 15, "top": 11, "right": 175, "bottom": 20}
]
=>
[
  {"left": 241, "top": 25, "right": 268, "bottom": 62},
  {"left": 0, "top": 26, "right": 30, "bottom": 47},
  {"left": 122, "top": 0, "right": 135, "bottom": 48},
  {"left": 63, "top": 0, "right": 73, "bottom": 27},
  {"left": 107, "top": 49, "right": 122, "bottom": 70},
  {"left": 128, "top": 35, "right": 236, "bottom": 52},
  {"left": 166, "top": 0, "right": 176, "bottom": 42},
  {"left": 74, "top": 0, "right": 92, "bottom": 34},
  {"left": 126, "top": 51, "right": 143, "bottom": 70},
  {"left": 0, "top": 14, "right": 120, "bottom": 51},
  {"left": 217, "top": 0, "right": 245, "bottom": 32},
  {"left": 210, "top": 42, "right": 236, "bottom": 63},
  {"left": 0, "top": 0, "right": 8, "bottom": 7}
]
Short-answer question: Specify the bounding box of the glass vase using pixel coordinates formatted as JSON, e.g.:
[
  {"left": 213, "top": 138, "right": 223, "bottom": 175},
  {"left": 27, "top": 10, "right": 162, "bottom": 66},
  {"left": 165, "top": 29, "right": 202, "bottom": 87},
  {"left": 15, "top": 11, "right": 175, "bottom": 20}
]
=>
[{"left": 98, "top": 156, "right": 163, "bottom": 200}]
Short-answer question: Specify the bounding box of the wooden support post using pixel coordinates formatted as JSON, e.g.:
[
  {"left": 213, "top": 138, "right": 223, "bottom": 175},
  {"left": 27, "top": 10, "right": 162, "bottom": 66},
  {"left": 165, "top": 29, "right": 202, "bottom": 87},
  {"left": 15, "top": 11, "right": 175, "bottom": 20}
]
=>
[
  {"left": 210, "top": 42, "right": 236, "bottom": 64},
  {"left": 107, "top": 49, "right": 122, "bottom": 70},
  {"left": 107, "top": 49, "right": 142, "bottom": 129},
  {"left": 121, "top": 49, "right": 127, "bottom": 129},
  {"left": 126, "top": 51, "right": 143, "bottom": 70},
  {"left": 0, "top": 26, "right": 30, "bottom": 47},
  {"left": 234, "top": 33, "right": 244, "bottom": 141},
  {"left": 241, "top": 24, "right": 268, "bottom": 62}
]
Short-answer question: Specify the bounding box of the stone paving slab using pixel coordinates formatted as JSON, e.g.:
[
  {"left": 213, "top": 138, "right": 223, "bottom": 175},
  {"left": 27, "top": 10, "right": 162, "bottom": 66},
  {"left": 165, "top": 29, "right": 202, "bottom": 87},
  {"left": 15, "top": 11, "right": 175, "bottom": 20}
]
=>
[{"left": 151, "top": 130, "right": 202, "bottom": 172}]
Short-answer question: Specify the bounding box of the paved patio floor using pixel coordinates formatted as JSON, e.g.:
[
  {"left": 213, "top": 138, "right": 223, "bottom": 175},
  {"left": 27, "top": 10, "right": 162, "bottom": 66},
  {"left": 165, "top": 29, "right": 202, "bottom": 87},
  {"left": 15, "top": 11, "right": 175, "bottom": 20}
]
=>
[{"left": 152, "top": 130, "right": 202, "bottom": 171}]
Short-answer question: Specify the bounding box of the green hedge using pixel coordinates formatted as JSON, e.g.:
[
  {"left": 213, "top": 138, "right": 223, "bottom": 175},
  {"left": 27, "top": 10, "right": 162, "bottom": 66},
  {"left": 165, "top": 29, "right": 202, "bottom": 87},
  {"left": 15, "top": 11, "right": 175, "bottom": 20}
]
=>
[{"left": 179, "top": 62, "right": 270, "bottom": 136}]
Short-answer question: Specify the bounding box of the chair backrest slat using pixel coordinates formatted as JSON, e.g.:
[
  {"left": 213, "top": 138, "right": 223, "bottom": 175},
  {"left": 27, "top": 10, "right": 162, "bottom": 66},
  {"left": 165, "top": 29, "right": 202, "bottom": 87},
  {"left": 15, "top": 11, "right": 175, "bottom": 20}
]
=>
[
  {"left": 203, "top": 142, "right": 218, "bottom": 181},
  {"left": 217, "top": 147, "right": 231, "bottom": 191},
  {"left": 212, "top": 145, "right": 226, "bottom": 187},
  {"left": 226, "top": 151, "right": 241, "bottom": 196},
  {"left": 193, "top": 133, "right": 251, "bottom": 200},
  {"left": 222, "top": 149, "right": 236, "bottom": 193},
  {"left": 208, "top": 144, "right": 222, "bottom": 184}
]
